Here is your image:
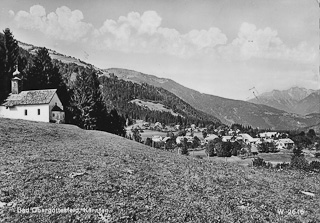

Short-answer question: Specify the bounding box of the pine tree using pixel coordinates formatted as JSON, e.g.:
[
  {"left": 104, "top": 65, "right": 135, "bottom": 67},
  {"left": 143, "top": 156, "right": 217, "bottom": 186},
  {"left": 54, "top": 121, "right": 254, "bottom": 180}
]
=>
[
  {"left": 0, "top": 34, "right": 6, "bottom": 102},
  {"left": 70, "top": 69, "right": 103, "bottom": 130},
  {"left": 1, "top": 28, "right": 19, "bottom": 99},
  {"left": 24, "top": 47, "right": 55, "bottom": 90}
]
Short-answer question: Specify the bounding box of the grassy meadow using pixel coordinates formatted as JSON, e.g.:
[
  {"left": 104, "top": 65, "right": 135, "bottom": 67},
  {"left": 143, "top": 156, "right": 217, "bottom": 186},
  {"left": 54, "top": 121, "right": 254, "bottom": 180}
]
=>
[{"left": 0, "top": 118, "right": 320, "bottom": 222}]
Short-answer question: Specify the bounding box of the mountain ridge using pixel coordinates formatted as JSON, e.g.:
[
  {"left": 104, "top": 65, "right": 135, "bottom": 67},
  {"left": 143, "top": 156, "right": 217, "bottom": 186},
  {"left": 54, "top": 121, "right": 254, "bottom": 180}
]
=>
[
  {"left": 248, "top": 87, "right": 320, "bottom": 115},
  {"left": 102, "top": 68, "right": 319, "bottom": 130}
]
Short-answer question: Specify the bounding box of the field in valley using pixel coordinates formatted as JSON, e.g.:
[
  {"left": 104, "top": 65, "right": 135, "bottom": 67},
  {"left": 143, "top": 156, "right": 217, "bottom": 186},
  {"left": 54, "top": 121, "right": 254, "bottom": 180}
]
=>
[{"left": 0, "top": 118, "right": 320, "bottom": 222}]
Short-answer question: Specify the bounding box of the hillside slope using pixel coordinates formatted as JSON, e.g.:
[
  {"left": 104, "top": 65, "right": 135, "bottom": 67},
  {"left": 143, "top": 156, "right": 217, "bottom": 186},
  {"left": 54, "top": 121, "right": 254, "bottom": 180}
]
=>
[
  {"left": 18, "top": 41, "right": 91, "bottom": 68},
  {"left": 104, "top": 68, "right": 318, "bottom": 130},
  {"left": 1, "top": 118, "right": 319, "bottom": 222}
]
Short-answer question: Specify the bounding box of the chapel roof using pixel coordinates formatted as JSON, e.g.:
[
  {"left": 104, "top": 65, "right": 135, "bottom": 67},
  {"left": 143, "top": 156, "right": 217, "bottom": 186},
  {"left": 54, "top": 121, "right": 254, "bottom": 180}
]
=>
[{"left": 2, "top": 89, "right": 57, "bottom": 107}]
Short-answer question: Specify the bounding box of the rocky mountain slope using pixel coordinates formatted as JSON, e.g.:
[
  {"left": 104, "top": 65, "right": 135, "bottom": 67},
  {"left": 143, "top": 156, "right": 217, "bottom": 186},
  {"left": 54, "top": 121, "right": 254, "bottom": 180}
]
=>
[{"left": 248, "top": 87, "right": 319, "bottom": 115}]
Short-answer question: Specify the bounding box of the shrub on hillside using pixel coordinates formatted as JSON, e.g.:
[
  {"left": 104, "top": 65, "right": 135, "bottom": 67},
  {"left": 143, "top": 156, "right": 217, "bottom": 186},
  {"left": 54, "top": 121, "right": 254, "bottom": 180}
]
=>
[
  {"left": 275, "top": 162, "right": 290, "bottom": 169},
  {"left": 132, "top": 128, "right": 142, "bottom": 142},
  {"left": 192, "top": 136, "right": 201, "bottom": 149},
  {"left": 145, "top": 138, "right": 152, "bottom": 147},
  {"left": 257, "top": 143, "right": 268, "bottom": 153},
  {"left": 216, "top": 142, "right": 232, "bottom": 157},
  {"left": 231, "top": 141, "right": 242, "bottom": 156},
  {"left": 154, "top": 141, "right": 165, "bottom": 149},
  {"left": 164, "top": 139, "right": 175, "bottom": 151},
  {"left": 291, "top": 147, "right": 309, "bottom": 170},
  {"left": 291, "top": 156, "right": 309, "bottom": 170},
  {"left": 180, "top": 138, "right": 189, "bottom": 155},
  {"left": 205, "top": 140, "right": 215, "bottom": 157},
  {"left": 252, "top": 157, "right": 266, "bottom": 167},
  {"left": 309, "top": 161, "right": 320, "bottom": 171}
]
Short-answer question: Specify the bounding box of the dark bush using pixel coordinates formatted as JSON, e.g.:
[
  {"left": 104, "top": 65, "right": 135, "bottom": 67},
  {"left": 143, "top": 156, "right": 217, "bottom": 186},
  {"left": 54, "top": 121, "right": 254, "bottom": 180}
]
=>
[
  {"left": 164, "top": 139, "right": 175, "bottom": 151},
  {"left": 192, "top": 136, "right": 201, "bottom": 148},
  {"left": 145, "top": 138, "right": 152, "bottom": 147},
  {"left": 275, "top": 162, "right": 290, "bottom": 169},
  {"left": 231, "top": 141, "right": 242, "bottom": 156},
  {"left": 309, "top": 161, "right": 320, "bottom": 171},
  {"left": 205, "top": 140, "right": 215, "bottom": 157},
  {"left": 180, "top": 138, "right": 189, "bottom": 155},
  {"left": 267, "top": 142, "right": 278, "bottom": 153},
  {"left": 291, "top": 155, "right": 309, "bottom": 170},
  {"left": 257, "top": 142, "right": 278, "bottom": 153},
  {"left": 154, "top": 141, "right": 165, "bottom": 149},
  {"left": 252, "top": 157, "right": 266, "bottom": 167},
  {"left": 216, "top": 142, "right": 232, "bottom": 157},
  {"left": 257, "top": 143, "right": 269, "bottom": 153}
]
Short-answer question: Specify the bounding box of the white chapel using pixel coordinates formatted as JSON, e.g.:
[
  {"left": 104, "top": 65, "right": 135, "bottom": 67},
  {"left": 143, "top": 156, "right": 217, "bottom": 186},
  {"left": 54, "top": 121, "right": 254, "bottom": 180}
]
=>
[{"left": 0, "top": 67, "right": 65, "bottom": 123}]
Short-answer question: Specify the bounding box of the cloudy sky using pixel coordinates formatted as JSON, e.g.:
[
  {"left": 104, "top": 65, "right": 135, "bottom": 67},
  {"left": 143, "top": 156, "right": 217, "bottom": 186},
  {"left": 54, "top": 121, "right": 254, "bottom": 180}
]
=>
[{"left": 0, "top": 0, "right": 319, "bottom": 100}]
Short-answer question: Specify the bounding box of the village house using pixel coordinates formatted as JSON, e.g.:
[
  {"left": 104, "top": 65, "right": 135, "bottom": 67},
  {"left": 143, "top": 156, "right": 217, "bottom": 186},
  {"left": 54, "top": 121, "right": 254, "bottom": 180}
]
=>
[
  {"left": 276, "top": 138, "right": 295, "bottom": 149},
  {"left": 238, "top": 133, "right": 260, "bottom": 145},
  {"left": 0, "top": 68, "right": 65, "bottom": 123}
]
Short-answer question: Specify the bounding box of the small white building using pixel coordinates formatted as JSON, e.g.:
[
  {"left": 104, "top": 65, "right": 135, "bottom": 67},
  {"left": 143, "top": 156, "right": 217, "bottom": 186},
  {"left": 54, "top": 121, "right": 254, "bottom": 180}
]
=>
[
  {"left": 0, "top": 68, "right": 65, "bottom": 123},
  {"left": 276, "top": 138, "right": 294, "bottom": 149}
]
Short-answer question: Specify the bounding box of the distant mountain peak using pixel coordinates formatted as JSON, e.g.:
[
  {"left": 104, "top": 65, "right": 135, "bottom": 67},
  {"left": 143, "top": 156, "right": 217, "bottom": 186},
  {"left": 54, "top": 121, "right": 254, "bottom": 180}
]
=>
[{"left": 249, "top": 87, "right": 318, "bottom": 115}]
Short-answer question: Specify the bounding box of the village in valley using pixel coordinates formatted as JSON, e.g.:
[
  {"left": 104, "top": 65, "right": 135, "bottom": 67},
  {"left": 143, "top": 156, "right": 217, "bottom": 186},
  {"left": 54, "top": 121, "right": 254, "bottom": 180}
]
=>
[{"left": 125, "top": 119, "right": 319, "bottom": 166}]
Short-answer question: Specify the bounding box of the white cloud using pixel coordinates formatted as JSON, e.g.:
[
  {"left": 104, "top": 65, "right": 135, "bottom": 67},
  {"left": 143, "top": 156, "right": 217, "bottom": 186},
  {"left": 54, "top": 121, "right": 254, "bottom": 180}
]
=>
[
  {"left": 8, "top": 10, "right": 15, "bottom": 17},
  {"left": 9, "top": 6, "right": 316, "bottom": 62},
  {"left": 219, "top": 22, "right": 316, "bottom": 63},
  {"left": 12, "top": 5, "right": 93, "bottom": 41},
  {"left": 94, "top": 11, "right": 227, "bottom": 57}
]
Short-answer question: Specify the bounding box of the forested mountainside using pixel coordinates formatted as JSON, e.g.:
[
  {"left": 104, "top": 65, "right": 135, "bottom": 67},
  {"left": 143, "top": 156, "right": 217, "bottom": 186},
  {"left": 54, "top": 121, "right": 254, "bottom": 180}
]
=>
[
  {"left": 104, "top": 68, "right": 320, "bottom": 130},
  {"left": 98, "top": 75, "right": 220, "bottom": 126}
]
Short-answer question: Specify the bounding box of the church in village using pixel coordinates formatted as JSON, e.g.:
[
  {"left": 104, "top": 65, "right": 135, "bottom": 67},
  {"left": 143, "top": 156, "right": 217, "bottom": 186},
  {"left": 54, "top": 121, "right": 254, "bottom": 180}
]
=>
[{"left": 0, "top": 67, "right": 65, "bottom": 123}]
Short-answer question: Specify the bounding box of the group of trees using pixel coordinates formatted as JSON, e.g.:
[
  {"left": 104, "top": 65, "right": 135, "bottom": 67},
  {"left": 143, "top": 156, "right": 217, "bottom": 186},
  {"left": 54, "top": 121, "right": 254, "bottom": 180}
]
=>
[
  {"left": 257, "top": 141, "right": 278, "bottom": 153},
  {"left": 0, "top": 28, "right": 125, "bottom": 136},
  {"left": 289, "top": 129, "right": 319, "bottom": 149},
  {"left": 205, "top": 138, "right": 245, "bottom": 157},
  {"left": 0, "top": 28, "right": 19, "bottom": 103}
]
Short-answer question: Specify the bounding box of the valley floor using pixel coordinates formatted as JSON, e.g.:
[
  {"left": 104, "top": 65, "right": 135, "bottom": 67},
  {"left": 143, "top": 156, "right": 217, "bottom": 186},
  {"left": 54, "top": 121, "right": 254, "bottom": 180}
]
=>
[{"left": 0, "top": 118, "right": 319, "bottom": 222}]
